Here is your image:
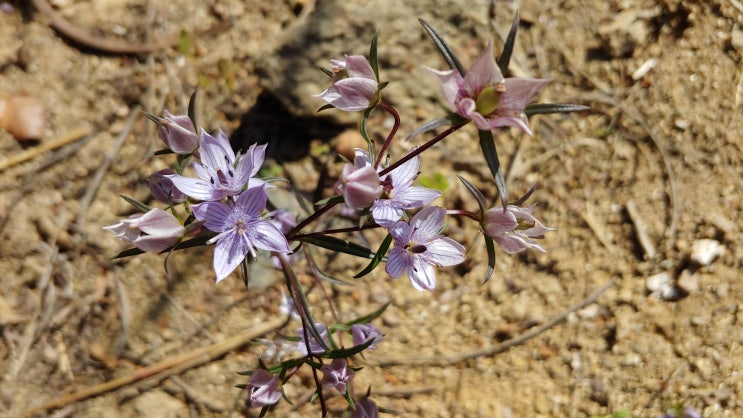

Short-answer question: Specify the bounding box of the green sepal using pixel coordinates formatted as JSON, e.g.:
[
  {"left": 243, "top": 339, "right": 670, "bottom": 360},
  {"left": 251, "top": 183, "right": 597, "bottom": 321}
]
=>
[
  {"left": 457, "top": 175, "right": 487, "bottom": 219},
  {"left": 295, "top": 235, "right": 375, "bottom": 259},
  {"left": 119, "top": 194, "right": 151, "bottom": 213},
  {"left": 369, "top": 31, "right": 380, "bottom": 81},
  {"left": 497, "top": 11, "right": 520, "bottom": 75},
  {"left": 483, "top": 235, "right": 496, "bottom": 284},
  {"left": 359, "top": 107, "right": 376, "bottom": 158},
  {"left": 525, "top": 103, "right": 590, "bottom": 116},
  {"left": 478, "top": 129, "right": 508, "bottom": 207},
  {"left": 346, "top": 301, "right": 391, "bottom": 326},
  {"left": 353, "top": 233, "right": 392, "bottom": 278},
  {"left": 419, "top": 18, "right": 466, "bottom": 76}
]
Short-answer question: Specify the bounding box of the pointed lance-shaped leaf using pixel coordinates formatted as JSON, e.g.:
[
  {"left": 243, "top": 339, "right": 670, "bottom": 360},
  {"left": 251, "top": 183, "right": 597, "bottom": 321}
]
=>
[
  {"left": 369, "top": 31, "right": 380, "bottom": 81},
  {"left": 497, "top": 11, "right": 520, "bottom": 75},
  {"left": 120, "top": 194, "right": 152, "bottom": 213},
  {"left": 483, "top": 235, "right": 496, "bottom": 284},
  {"left": 354, "top": 233, "right": 392, "bottom": 278},
  {"left": 321, "top": 337, "right": 375, "bottom": 359},
  {"left": 419, "top": 18, "right": 466, "bottom": 76},
  {"left": 347, "top": 301, "right": 391, "bottom": 326},
  {"left": 187, "top": 89, "right": 199, "bottom": 131},
  {"left": 295, "top": 235, "right": 375, "bottom": 259},
  {"left": 457, "top": 175, "right": 488, "bottom": 218},
  {"left": 525, "top": 103, "right": 591, "bottom": 116},
  {"left": 478, "top": 129, "right": 508, "bottom": 207}
]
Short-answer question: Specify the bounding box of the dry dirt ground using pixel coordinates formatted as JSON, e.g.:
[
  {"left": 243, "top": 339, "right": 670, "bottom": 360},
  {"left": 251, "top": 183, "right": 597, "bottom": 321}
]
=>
[{"left": 1, "top": 0, "right": 742, "bottom": 417}]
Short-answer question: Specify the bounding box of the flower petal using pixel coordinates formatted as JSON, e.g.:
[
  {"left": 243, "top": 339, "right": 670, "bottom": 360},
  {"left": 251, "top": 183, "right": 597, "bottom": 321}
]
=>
[
  {"left": 409, "top": 206, "right": 445, "bottom": 240},
  {"left": 251, "top": 220, "right": 291, "bottom": 254},
  {"left": 427, "top": 67, "right": 462, "bottom": 112},
  {"left": 425, "top": 237, "right": 466, "bottom": 267},
  {"left": 385, "top": 246, "right": 409, "bottom": 279},
  {"left": 344, "top": 55, "right": 376, "bottom": 80},
  {"left": 371, "top": 200, "right": 403, "bottom": 228},
  {"left": 407, "top": 260, "right": 437, "bottom": 292},
  {"left": 393, "top": 186, "right": 441, "bottom": 208},
  {"left": 213, "top": 229, "right": 250, "bottom": 282},
  {"left": 464, "top": 41, "right": 503, "bottom": 96},
  {"left": 191, "top": 200, "right": 231, "bottom": 232}
]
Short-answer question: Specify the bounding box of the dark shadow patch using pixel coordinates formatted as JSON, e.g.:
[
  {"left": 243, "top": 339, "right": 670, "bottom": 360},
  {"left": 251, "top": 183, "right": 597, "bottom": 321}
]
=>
[{"left": 229, "top": 90, "right": 346, "bottom": 162}]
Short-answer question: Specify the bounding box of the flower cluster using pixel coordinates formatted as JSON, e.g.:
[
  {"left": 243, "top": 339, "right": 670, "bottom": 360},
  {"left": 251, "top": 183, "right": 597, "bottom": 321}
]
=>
[{"left": 103, "top": 14, "right": 583, "bottom": 417}]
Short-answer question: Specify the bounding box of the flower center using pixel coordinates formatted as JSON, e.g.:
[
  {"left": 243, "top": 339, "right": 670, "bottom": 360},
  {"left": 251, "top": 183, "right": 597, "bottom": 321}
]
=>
[{"left": 475, "top": 83, "right": 506, "bottom": 116}]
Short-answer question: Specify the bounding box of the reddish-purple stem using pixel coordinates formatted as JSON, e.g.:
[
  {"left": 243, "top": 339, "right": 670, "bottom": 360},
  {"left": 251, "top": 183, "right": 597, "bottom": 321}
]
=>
[{"left": 374, "top": 101, "right": 400, "bottom": 169}]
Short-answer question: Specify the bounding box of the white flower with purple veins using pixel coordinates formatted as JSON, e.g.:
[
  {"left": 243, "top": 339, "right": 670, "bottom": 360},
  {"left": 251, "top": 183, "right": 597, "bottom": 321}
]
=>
[
  {"left": 104, "top": 208, "right": 183, "bottom": 253},
  {"left": 428, "top": 41, "right": 550, "bottom": 136},
  {"left": 321, "top": 358, "right": 354, "bottom": 394},
  {"left": 191, "top": 186, "right": 290, "bottom": 283},
  {"left": 247, "top": 369, "right": 282, "bottom": 408},
  {"left": 169, "top": 129, "right": 267, "bottom": 201},
  {"left": 386, "top": 206, "right": 465, "bottom": 292},
  {"left": 482, "top": 205, "right": 554, "bottom": 253},
  {"left": 314, "top": 55, "right": 380, "bottom": 112},
  {"left": 336, "top": 148, "right": 382, "bottom": 209},
  {"left": 371, "top": 149, "right": 441, "bottom": 227}
]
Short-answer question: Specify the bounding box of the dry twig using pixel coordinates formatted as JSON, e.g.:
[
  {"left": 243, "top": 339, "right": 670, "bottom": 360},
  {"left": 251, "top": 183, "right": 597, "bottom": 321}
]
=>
[
  {"left": 11, "top": 316, "right": 287, "bottom": 418},
  {"left": 0, "top": 127, "right": 91, "bottom": 172}
]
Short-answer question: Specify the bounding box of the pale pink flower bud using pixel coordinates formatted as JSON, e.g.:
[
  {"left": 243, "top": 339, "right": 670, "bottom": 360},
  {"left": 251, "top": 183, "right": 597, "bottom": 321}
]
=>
[
  {"left": 104, "top": 208, "right": 184, "bottom": 253},
  {"left": 314, "top": 55, "right": 380, "bottom": 112},
  {"left": 482, "top": 205, "right": 554, "bottom": 253},
  {"left": 157, "top": 111, "right": 199, "bottom": 154}
]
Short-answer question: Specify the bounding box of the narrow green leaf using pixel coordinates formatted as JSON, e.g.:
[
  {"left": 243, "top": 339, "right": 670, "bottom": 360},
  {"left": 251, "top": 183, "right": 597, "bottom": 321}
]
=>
[
  {"left": 419, "top": 18, "right": 466, "bottom": 75},
  {"left": 319, "top": 66, "right": 333, "bottom": 77},
  {"left": 120, "top": 194, "right": 151, "bottom": 213},
  {"left": 478, "top": 129, "right": 508, "bottom": 207},
  {"left": 296, "top": 235, "right": 375, "bottom": 259},
  {"left": 313, "top": 195, "right": 346, "bottom": 206},
  {"left": 152, "top": 148, "right": 175, "bottom": 156},
  {"left": 457, "top": 175, "right": 487, "bottom": 218},
  {"left": 347, "top": 301, "right": 391, "bottom": 326},
  {"left": 369, "top": 31, "right": 380, "bottom": 81},
  {"left": 354, "top": 234, "right": 392, "bottom": 278},
  {"left": 525, "top": 103, "right": 590, "bottom": 116},
  {"left": 240, "top": 257, "right": 249, "bottom": 288},
  {"left": 305, "top": 248, "right": 352, "bottom": 286},
  {"left": 321, "top": 337, "right": 375, "bottom": 359},
  {"left": 497, "top": 11, "right": 520, "bottom": 75},
  {"left": 278, "top": 255, "right": 330, "bottom": 353},
  {"left": 404, "top": 117, "right": 452, "bottom": 142},
  {"left": 187, "top": 89, "right": 199, "bottom": 131},
  {"left": 143, "top": 111, "right": 160, "bottom": 125},
  {"left": 483, "top": 235, "right": 496, "bottom": 284},
  {"left": 316, "top": 103, "right": 335, "bottom": 113},
  {"left": 112, "top": 246, "right": 144, "bottom": 259}
]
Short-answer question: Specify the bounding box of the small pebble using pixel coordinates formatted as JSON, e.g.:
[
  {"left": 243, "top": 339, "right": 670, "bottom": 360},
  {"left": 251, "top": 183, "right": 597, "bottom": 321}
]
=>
[{"left": 690, "top": 239, "right": 724, "bottom": 266}]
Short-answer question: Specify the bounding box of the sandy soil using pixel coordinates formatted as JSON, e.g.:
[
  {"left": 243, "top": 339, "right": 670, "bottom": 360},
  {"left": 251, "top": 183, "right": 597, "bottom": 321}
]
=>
[{"left": 1, "top": 0, "right": 741, "bottom": 417}]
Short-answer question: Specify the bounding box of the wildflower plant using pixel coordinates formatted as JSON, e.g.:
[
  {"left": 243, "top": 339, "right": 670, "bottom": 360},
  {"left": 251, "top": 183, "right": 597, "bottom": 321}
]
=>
[{"left": 104, "top": 13, "right": 587, "bottom": 417}]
